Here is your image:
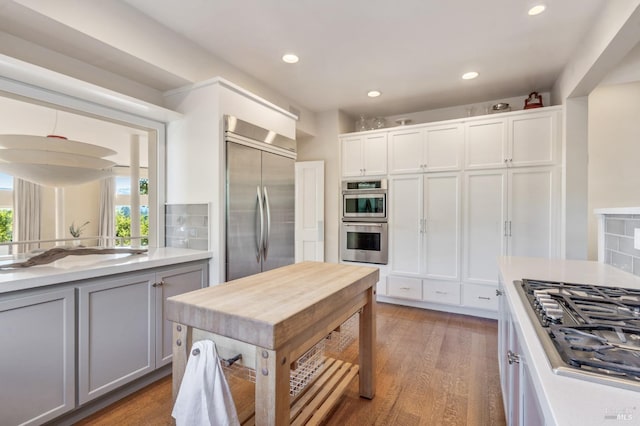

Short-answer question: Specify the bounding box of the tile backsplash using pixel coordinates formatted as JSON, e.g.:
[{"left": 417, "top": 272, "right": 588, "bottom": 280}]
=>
[
  {"left": 165, "top": 203, "right": 209, "bottom": 250},
  {"left": 602, "top": 214, "right": 640, "bottom": 276}
]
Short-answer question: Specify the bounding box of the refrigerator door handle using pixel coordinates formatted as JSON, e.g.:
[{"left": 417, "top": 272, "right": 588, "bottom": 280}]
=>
[
  {"left": 256, "top": 186, "right": 264, "bottom": 262},
  {"left": 263, "top": 186, "right": 272, "bottom": 260}
]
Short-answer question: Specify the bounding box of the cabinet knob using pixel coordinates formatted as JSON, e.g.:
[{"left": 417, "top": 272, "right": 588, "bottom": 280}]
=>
[
  {"left": 152, "top": 280, "right": 165, "bottom": 287},
  {"left": 496, "top": 289, "right": 504, "bottom": 296}
]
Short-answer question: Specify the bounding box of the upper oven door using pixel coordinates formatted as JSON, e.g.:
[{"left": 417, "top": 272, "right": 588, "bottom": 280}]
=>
[{"left": 343, "top": 193, "right": 386, "bottom": 220}]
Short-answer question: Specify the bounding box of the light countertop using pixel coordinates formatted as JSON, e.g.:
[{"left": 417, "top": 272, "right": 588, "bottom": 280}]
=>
[
  {"left": 0, "top": 247, "right": 212, "bottom": 295},
  {"left": 498, "top": 256, "right": 640, "bottom": 426}
]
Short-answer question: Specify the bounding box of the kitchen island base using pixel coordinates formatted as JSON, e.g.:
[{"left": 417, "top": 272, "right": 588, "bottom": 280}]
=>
[{"left": 168, "top": 262, "right": 378, "bottom": 426}]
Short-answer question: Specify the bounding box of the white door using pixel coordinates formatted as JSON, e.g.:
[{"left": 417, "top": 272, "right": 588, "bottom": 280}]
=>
[
  {"left": 463, "top": 169, "right": 508, "bottom": 285},
  {"left": 423, "top": 173, "right": 460, "bottom": 280},
  {"left": 508, "top": 167, "right": 557, "bottom": 258},
  {"left": 424, "top": 124, "right": 464, "bottom": 172},
  {"left": 388, "top": 129, "right": 423, "bottom": 174},
  {"left": 295, "top": 161, "right": 324, "bottom": 262},
  {"left": 341, "top": 136, "right": 363, "bottom": 177},
  {"left": 464, "top": 118, "right": 508, "bottom": 169},
  {"left": 389, "top": 175, "right": 422, "bottom": 275},
  {"left": 362, "top": 133, "right": 388, "bottom": 176},
  {"left": 509, "top": 111, "right": 558, "bottom": 166}
]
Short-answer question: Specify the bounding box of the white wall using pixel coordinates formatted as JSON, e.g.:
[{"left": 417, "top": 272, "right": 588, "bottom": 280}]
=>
[
  {"left": 587, "top": 81, "right": 640, "bottom": 260},
  {"left": 296, "top": 110, "right": 352, "bottom": 263}
]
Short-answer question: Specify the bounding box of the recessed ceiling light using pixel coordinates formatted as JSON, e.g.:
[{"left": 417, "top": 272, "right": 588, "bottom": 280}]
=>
[
  {"left": 282, "top": 53, "right": 299, "bottom": 64},
  {"left": 528, "top": 4, "right": 546, "bottom": 15},
  {"left": 367, "top": 90, "right": 381, "bottom": 98},
  {"left": 462, "top": 71, "right": 479, "bottom": 80}
]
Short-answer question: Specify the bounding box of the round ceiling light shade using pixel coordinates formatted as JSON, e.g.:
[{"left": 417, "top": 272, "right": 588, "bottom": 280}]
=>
[{"left": 0, "top": 134, "right": 117, "bottom": 187}]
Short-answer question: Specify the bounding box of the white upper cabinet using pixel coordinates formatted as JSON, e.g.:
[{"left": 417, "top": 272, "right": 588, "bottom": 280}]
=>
[
  {"left": 509, "top": 110, "right": 559, "bottom": 166},
  {"left": 464, "top": 107, "right": 561, "bottom": 169},
  {"left": 388, "top": 123, "right": 463, "bottom": 174},
  {"left": 341, "top": 133, "right": 387, "bottom": 177},
  {"left": 464, "top": 118, "right": 508, "bottom": 169}
]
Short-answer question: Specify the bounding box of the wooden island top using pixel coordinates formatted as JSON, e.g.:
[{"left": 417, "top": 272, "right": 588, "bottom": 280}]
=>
[{"left": 166, "top": 261, "right": 379, "bottom": 426}]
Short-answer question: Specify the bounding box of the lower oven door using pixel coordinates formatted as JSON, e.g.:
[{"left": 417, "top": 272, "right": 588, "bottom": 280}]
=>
[{"left": 341, "top": 222, "right": 388, "bottom": 264}]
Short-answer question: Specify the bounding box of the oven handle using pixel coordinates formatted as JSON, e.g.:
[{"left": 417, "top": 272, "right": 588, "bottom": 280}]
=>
[{"left": 343, "top": 222, "right": 385, "bottom": 227}]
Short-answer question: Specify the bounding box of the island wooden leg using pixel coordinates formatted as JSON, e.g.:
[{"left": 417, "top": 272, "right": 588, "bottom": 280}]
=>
[
  {"left": 172, "top": 323, "right": 193, "bottom": 402},
  {"left": 255, "top": 346, "right": 290, "bottom": 426},
  {"left": 359, "top": 286, "right": 376, "bottom": 399}
]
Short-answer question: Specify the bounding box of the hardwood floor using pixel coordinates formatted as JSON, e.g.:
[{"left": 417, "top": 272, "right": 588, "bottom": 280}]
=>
[{"left": 75, "top": 303, "right": 505, "bottom": 426}]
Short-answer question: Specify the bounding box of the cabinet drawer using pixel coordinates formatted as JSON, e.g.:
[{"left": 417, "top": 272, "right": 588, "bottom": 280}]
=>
[
  {"left": 462, "top": 283, "right": 499, "bottom": 311},
  {"left": 423, "top": 281, "right": 460, "bottom": 305},
  {"left": 387, "top": 276, "right": 422, "bottom": 300}
]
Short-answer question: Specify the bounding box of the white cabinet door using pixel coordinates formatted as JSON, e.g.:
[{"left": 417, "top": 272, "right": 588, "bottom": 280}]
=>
[
  {"left": 463, "top": 170, "right": 507, "bottom": 285},
  {"left": 155, "top": 263, "right": 207, "bottom": 367},
  {"left": 388, "top": 128, "right": 423, "bottom": 174},
  {"left": 295, "top": 161, "right": 325, "bottom": 262},
  {"left": 424, "top": 123, "right": 463, "bottom": 171},
  {"left": 78, "top": 272, "right": 156, "bottom": 404},
  {"left": 464, "top": 118, "right": 508, "bottom": 169},
  {"left": 362, "top": 133, "right": 388, "bottom": 176},
  {"left": 389, "top": 175, "right": 423, "bottom": 275},
  {"left": 509, "top": 110, "right": 558, "bottom": 167},
  {"left": 341, "top": 135, "right": 364, "bottom": 177},
  {"left": 423, "top": 173, "right": 460, "bottom": 280},
  {"left": 0, "top": 288, "right": 75, "bottom": 426},
  {"left": 508, "top": 167, "right": 558, "bottom": 258},
  {"left": 341, "top": 133, "right": 387, "bottom": 177}
]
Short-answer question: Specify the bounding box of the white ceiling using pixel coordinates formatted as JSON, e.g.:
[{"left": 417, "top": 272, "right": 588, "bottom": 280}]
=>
[
  {"left": 120, "top": 0, "right": 607, "bottom": 116},
  {"left": 0, "top": 0, "right": 612, "bottom": 117}
]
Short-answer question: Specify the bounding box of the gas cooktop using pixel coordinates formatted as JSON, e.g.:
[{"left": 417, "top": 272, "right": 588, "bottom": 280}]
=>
[{"left": 515, "top": 279, "right": 640, "bottom": 391}]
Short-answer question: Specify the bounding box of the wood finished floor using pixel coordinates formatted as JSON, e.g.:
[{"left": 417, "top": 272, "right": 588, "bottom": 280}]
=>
[{"left": 75, "top": 302, "right": 505, "bottom": 426}]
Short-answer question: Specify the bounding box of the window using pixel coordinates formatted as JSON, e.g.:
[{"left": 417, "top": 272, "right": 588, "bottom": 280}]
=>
[
  {"left": 0, "top": 173, "right": 13, "bottom": 254},
  {"left": 115, "top": 171, "right": 149, "bottom": 247}
]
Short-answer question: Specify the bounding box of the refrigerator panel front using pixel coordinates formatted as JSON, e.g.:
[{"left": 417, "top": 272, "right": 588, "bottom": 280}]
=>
[
  {"left": 261, "top": 151, "right": 295, "bottom": 273},
  {"left": 226, "top": 142, "right": 263, "bottom": 281}
]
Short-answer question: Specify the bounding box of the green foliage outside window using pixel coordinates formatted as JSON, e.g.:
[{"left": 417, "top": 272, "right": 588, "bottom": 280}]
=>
[
  {"left": 115, "top": 206, "right": 148, "bottom": 246},
  {"left": 0, "top": 209, "right": 12, "bottom": 243}
]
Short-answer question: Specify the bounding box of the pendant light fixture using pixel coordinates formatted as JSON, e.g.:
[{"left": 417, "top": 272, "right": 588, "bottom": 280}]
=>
[{"left": 0, "top": 111, "right": 117, "bottom": 187}]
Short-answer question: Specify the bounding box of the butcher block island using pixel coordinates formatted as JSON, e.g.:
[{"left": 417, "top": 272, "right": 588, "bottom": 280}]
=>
[{"left": 166, "top": 261, "right": 379, "bottom": 426}]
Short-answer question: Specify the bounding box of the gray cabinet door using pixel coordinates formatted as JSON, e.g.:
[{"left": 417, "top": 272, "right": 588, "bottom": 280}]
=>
[
  {"left": 0, "top": 287, "right": 75, "bottom": 426},
  {"left": 78, "top": 272, "right": 155, "bottom": 404},
  {"left": 155, "top": 263, "right": 207, "bottom": 366}
]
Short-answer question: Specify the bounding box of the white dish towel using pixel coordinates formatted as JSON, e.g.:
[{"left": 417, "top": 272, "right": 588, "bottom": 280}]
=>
[{"left": 172, "top": 340, "right": 240, "bottom": 426}]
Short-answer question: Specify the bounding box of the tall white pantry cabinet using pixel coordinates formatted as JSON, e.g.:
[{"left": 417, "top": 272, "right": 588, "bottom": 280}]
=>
[{"left": 339, "top": 106, "right": 561, "bottom": 319}]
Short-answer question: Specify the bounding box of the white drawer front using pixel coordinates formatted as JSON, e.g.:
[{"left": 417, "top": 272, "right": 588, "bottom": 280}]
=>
[
  {"left": 423, "top": 281, "right": 460, "bottom": 305},
  {"left": 462, "top": 283, "right": 499, "bottom": 311},
  {"left": 387, "top": 276, "right": 422, "bottom": 300}
]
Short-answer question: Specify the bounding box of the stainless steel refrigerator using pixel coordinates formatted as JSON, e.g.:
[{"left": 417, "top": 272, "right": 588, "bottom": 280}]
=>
[{"left": 225, "top": 115, "right": 296, "bottom": 281}]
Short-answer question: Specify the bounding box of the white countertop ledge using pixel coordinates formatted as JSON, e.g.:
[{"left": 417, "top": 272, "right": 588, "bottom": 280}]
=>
[
  {"left": 594, "top": 207, "right": 640, "bottom": 215},
  {"left": 0, "top": 247, "right": 212, "bottom": 294},
  {"left": 499, "top": 256, "right": 640, "bottom": 426}
]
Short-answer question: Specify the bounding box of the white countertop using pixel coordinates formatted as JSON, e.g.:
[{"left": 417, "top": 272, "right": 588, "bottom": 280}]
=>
[
  {"left": 498, "top": 257, "right": 640, "bottom": 426},
  {"left": 0, "top": 247, "right": 212, "bottom": 294}
]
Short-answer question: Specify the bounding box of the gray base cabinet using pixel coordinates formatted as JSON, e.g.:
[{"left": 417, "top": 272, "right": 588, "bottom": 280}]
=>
[
  {"left": 0, "top": 288, "right": 75, "bottom": 426},
  {"left": 78, "top": 262, "right": 207, "bottom": 404},
  {"left": 78, "top": 272, "right": 156, "bottom": 404},
  {"left": 0, "top": 259, "right": 208, "bottom": 424}
]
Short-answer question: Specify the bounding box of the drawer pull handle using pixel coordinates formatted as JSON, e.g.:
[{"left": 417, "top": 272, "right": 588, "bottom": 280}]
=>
[
  {"left": 478, "top": 296, "right": 491, "bottom": 300},
  {"left": 400, "top": 287, "right": 410, "bottom": 290},
  {"left": 435, "top": 291, "right": 448, "bottom": 295}
]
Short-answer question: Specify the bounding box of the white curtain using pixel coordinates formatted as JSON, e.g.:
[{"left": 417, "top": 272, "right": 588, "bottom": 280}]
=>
[
  {"left": 99, "top": 176, "right": 115, "bottom": 247},
  {"left": 13, "top": 178, "right": 41, "bottom": 254}
]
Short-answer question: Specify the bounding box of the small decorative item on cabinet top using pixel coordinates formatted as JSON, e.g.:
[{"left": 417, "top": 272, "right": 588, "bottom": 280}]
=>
[{"left": 524, "top": 91, "right": 543, "bottom": 109}]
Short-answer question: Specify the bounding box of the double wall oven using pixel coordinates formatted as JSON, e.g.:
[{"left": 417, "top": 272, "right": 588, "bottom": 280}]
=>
[{"left": 341, "top": 179, "right": 388, "bottom": 264}]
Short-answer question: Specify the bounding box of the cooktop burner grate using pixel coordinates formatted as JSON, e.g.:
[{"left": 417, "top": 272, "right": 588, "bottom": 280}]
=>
[{"left": 515, "top": 279, "right": 640, "bottom": 391}]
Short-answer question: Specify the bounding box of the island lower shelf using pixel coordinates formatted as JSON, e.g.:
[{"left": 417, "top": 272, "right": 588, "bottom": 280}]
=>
[{"left": 235, "top": 357, "right": 358, "bottom": 426}]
